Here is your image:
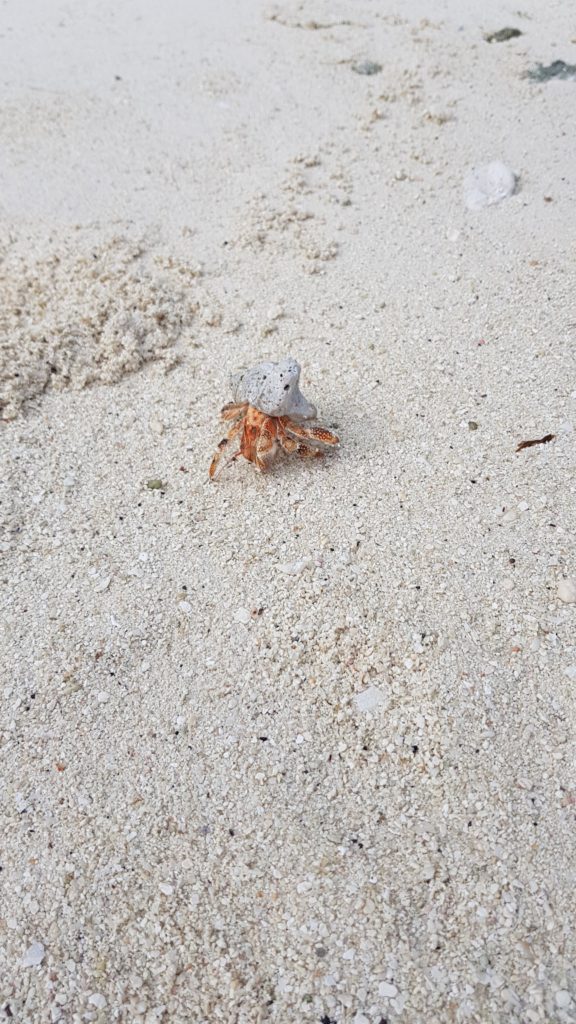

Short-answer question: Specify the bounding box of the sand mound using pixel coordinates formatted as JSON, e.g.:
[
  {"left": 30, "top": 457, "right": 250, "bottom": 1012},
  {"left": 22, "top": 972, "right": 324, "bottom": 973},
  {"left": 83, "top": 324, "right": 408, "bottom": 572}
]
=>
[{"left": 0, "top": 233, "right": 200, "bottom": 418}]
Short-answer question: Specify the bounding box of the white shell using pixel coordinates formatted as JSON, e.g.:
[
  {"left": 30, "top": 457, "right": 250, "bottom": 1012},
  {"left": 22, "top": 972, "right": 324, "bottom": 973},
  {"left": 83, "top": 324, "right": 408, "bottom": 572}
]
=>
[{"left": 230, "top": 357, "right": 317, "bottom": 419}]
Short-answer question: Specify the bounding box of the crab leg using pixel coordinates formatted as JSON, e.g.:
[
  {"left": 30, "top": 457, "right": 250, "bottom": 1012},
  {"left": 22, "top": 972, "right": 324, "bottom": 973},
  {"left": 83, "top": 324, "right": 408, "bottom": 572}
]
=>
[
  {"left": 276, "top": 418, "right": 300, "bottom": 453},
  {"left": 209, "top": 418, "right": 244, "bottom": 479},
  {"left": 281, "top": 417, "right": 339, "bottom": 446},
  {"left": 220, "top": 401, "right": 249, "bottom": 422},
  {"left": 277, "top": 420, "right": 318, "bottom": 457},
  {"left": 294, "top": 442, "right": 324, "bottom": 459},
  {"left": 277, "top": 428, "right": 298, "bottom": 454},
  {"left": 254, "top": 417, "right": 278, "bottom": 471}
]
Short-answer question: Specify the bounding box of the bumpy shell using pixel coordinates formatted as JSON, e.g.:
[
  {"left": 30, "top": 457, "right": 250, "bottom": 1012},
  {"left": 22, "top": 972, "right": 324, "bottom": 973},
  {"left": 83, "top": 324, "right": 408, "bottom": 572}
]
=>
[{"left": 230, "top": 357, "right": 317, "bottom": 420}]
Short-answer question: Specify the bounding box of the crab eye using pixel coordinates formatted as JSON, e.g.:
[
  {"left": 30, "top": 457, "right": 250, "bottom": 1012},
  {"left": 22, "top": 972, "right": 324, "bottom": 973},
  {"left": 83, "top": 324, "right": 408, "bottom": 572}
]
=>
[{"left": 284, "top": 384, "right": 290, "bottom": 391}]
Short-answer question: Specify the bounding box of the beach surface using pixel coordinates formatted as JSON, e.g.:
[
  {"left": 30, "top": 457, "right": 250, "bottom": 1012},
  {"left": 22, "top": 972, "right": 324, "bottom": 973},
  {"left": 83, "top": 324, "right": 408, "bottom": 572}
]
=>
[{"left": 1, "top": 0, "right": 576, "bottom": 1021}]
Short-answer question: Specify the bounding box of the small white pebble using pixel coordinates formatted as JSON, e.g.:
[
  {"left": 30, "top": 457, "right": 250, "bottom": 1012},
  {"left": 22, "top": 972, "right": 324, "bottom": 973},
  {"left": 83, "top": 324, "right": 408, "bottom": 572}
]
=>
[
  {"left": 159, "top": 882, "right": 174, "bottom": 896},
  {"left": 354, "top": 686, "right": 386, "bottom": 713},
  {"left": 22, "top": 942, "right": 45, "bottom": 967},
  {"left": 464, "top": 161, "right": 516, "bottom": 211},
  {"left": 502, "top": 578, "right": 515, "bottom": 591},
  {"left": 149, "top": 417, "right": 164, "bottom": 436},
  {"left": 97, "top": 691, "right": 110, "bottom": 704},
  {"left": 555, "top": 991, "right": 572, "bottom": 1009},
  {"left": 564, "top": 666, "right": 576, "bottom": 680},
  {"left": 518, "top": 501, "right": 530, "bottom": 512},
  {"left": 88, "top": 994, "right": 107, "bottom": 1009},
  {"left": 234, "top": 608, "right": 251, "bottom": 624},
  {"left": 63, "top": 475, "right": 76, "bottom": 488},
  {"left": 558, "top": 579, "right": 576, "bottom": 604},
  {"left": 94, "top": 576, "right": 111, "bottom": 593},
  {"left": 179, "top": 601, "right": 192, "bottom": 614},
  {"left": 502, "top": 510, "right": 518, "bottom": 524},
  {"left": 278, "top": 557, "right": 313, "bottom": 576},
  {"left": 379, "top": 982, "right": 399, "bottom": 998}
]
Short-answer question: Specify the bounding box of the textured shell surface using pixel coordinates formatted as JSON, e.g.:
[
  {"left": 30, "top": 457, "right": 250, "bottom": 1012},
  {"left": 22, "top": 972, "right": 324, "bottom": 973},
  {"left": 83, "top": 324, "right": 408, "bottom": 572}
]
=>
[{"left": 230, "top": 357, "right": 317, "bottom": 419}]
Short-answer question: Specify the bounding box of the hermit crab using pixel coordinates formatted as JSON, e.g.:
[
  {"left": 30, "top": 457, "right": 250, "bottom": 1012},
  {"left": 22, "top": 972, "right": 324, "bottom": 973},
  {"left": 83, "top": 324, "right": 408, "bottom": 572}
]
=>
[{"left": 209, "top": 357, "right": 339, "bottom": 479}]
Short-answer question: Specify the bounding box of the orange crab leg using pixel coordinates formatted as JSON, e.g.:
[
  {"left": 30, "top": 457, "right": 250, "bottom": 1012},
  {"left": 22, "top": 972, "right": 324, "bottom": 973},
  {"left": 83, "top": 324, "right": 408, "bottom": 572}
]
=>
[
  {"left": 220, "top": 401, "right": 249, "bottom": 422},
  {"left": 236, "top": 407, "right": 272, "bottom": 470},
  {"left": 209, "top": 417, "right": 244, "bottom": 479},
  {"left": 239, "top": 420, "right": 259, "bottom": 467},
  {"left": 254, "top": 417, "right": 278, "bottom": 471},
  {"left": 276, "top": 420, "right": 298, "bottom": 454},
  {"left": 281, "top": 417, "right": 339, "bottom": 446},
  {"left": 294, "top": 442, "right": 324, "bottom": 459},
  {"left": 277, "top": 419, "right": 323, "bottom": 459}
]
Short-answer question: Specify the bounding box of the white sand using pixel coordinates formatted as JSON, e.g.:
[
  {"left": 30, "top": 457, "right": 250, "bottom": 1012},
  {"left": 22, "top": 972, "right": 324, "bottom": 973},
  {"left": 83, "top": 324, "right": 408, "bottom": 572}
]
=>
[{"left": 2, "top": 0, "right": 576, "bottom": 1021}]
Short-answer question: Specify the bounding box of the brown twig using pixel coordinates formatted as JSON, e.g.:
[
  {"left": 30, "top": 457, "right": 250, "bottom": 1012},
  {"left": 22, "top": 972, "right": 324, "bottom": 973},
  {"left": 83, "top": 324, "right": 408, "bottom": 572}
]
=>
[{"left": 516, "top": 434, "right": 555, "bottom": 452}]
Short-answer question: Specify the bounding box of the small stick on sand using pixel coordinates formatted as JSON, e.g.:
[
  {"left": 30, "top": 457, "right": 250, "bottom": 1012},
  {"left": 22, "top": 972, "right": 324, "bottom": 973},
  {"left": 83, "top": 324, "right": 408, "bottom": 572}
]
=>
[{"left": 516, "top": 434, "right": 555, "bottom": 452}]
